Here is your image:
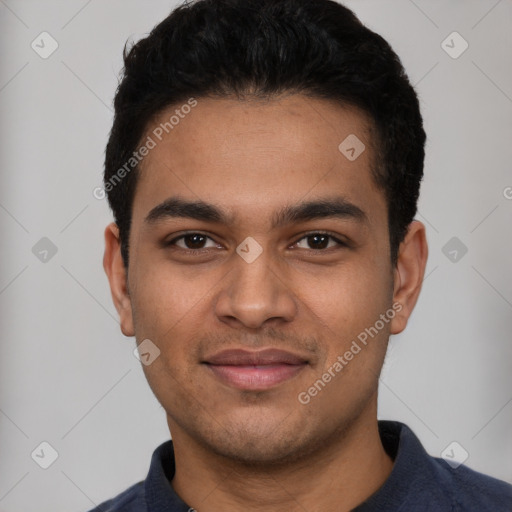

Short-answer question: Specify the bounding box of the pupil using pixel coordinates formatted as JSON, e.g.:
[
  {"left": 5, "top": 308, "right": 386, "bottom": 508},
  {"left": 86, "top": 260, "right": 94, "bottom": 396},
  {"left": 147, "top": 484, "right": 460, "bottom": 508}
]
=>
[
  {"left": 309, "top": 234, "right": 328, "bottom": 249},
  {"left": 186, "top": 234, "right": 205, "bottom": 249}
]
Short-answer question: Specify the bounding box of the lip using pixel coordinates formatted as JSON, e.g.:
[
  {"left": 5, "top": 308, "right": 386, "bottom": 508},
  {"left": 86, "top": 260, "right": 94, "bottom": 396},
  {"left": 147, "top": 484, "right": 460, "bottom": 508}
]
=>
[{"left": 203, "top": 348, "right": 308, "bottom": 390}]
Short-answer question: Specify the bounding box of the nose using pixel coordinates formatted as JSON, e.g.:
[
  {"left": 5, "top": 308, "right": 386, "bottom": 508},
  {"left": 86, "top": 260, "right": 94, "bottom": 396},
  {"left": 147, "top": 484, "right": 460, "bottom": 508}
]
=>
[{"left": 214, "top": 247, "right": 298, "bottom": 330}]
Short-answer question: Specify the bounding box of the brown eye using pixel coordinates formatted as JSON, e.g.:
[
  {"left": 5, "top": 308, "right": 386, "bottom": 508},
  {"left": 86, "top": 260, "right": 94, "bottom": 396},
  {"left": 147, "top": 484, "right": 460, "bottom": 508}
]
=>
[
  {"left": 168, "top": 233, "right": 218, "bottom": 250},
  {"left": 294, "top": 233, "right": 346, "bottom": 250}
]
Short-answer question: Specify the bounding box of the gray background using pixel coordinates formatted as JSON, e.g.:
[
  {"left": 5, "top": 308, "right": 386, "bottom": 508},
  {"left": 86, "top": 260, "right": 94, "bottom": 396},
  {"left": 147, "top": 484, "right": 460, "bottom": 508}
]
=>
[{"left": 0, "top": 0, "right": 511, "bottom": 510}]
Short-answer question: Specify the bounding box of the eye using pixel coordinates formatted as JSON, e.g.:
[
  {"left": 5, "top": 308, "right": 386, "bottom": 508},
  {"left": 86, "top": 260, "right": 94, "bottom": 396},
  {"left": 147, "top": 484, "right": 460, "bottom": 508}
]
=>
[
  {"left": 167, "top": 233, "right": 219, "bottom": 251},
  {"left": 165, "top": 231, "right": 347, "bottom": 254},
  {"left": 293, "top": 232, "right": 347, "bottom": 251}
]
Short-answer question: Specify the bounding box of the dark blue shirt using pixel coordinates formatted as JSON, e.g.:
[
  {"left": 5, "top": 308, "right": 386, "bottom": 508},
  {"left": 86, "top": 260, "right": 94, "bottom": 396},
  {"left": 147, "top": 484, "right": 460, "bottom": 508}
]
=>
[{"left": 89, "top": 420, "right": 512, "bottom": 511}]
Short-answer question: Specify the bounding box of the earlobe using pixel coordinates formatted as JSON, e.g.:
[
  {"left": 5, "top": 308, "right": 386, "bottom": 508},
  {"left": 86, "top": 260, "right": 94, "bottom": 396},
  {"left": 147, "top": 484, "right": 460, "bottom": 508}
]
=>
[
  {"left": 390, "top": 220, "right": 428, "bottom": 335},
  {"left": 103, "top": 222, "right": 135, "bottom": 337}
]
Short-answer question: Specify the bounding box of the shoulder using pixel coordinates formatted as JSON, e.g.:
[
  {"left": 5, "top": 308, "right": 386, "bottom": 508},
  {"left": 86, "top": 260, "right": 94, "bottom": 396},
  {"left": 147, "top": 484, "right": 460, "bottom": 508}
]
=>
[
  {"left": 87, "top": 480, "right": 146, "bottom": 512},
  {"left": 376, "top": 421, "right": 512, "bottom": 511},
  {"left": 431, "top": 458, "right": 512, "bottom": 510}
]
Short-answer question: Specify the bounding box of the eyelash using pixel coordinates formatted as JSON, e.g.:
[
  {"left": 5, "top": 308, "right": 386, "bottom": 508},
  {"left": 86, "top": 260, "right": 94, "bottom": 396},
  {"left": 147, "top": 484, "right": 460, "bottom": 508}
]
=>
[{"left": 165, "top": 231, "right": 348, "bottom": 255}]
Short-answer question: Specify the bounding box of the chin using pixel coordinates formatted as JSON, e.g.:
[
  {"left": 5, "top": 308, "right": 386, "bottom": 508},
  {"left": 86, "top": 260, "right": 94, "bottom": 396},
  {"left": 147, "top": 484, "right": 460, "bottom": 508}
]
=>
[
  {"left": 210, "top": 435, "right": 305, "bottom": 467},
  {"left": 195, "top": 415, "right": 315, "bottom": 467}
]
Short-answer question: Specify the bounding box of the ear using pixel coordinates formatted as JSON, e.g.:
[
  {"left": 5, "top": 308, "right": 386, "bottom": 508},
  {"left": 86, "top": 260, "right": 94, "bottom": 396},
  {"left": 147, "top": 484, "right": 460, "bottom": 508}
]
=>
[
  {"left": 103, "top": 222, "right": 135, "bottom": 337},
  {"left": 390, "top": 220, "right": 428, "bottom": 335}
]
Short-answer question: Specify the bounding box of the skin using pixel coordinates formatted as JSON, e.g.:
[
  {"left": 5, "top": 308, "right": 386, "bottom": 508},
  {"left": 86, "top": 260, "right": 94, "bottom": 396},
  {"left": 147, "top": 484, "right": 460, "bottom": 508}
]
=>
[{"left": 103, "top": 94, "right": 428, "bottom": 511}]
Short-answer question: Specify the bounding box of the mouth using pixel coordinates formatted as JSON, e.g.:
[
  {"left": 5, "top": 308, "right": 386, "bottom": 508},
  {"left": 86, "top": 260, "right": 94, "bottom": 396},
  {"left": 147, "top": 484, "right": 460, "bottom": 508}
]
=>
[{"left": 202, "top": 348, "right": 309, "bottom": 391}]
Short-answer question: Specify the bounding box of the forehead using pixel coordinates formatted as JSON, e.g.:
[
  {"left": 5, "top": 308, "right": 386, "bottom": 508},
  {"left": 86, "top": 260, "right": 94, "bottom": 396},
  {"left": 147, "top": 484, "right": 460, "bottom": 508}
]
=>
[{"left": 132, "top": 94, "right": 385, "bottom": 227}]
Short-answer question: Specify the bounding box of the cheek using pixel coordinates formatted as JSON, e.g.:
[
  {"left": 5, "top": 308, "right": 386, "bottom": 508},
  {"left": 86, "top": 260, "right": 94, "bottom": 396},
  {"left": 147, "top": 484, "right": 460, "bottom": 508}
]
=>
[
  {"left": 133, "top": 276, "right": 208, "bottom": 405},
  {"left": 299, "top": 268, "right": 391, "bottom": 396},
  {"left": 302, "top": 261, "right": 390, "bottom": 329},
  {"left": 297, "top": 262, "right": 393, "bottom": 385},
  {"left": 130, "top": 258, "right": 214, "bottom": 336}
]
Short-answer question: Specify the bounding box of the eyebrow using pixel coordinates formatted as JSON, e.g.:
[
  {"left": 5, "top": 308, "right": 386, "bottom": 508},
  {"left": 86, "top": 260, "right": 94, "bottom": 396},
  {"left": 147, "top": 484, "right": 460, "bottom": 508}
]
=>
[{"left": 144, "top": 195, "right": 369, "bottom": 228}]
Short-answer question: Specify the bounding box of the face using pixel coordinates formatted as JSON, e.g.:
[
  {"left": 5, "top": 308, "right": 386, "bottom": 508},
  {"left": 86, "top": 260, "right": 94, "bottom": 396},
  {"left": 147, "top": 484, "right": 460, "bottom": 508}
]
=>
[{"left": 104, "top": 94, "right": 427, "bottom": 465}]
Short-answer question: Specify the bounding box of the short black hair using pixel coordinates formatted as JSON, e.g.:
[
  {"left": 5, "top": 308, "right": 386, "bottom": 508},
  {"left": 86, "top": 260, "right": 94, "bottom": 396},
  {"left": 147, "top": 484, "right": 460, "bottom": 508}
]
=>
[{"left": 104, "top": 0, "right": 425, "bottom": 269}]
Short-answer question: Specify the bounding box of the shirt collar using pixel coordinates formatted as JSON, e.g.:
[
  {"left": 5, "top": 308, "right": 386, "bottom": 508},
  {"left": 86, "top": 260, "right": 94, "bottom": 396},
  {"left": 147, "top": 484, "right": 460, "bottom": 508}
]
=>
[
  {"left": 144, "top": 437, "right": 190, "bottom": 511},
  {"left": 352, "top": 420, "right": 448, "bottom": 510}
]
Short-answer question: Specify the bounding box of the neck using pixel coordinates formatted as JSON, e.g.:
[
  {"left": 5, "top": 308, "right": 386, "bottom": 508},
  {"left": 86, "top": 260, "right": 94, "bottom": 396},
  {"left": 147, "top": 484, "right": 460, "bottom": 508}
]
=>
[{"left": 169, "top": 400, "right": 394, "bottom": 512}]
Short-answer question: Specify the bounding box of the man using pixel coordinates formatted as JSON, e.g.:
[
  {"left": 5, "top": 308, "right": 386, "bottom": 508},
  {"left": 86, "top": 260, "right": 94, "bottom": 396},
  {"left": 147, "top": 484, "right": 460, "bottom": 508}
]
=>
[{"left": 96, "top": 0, "right": 512, "bottom": 510}]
